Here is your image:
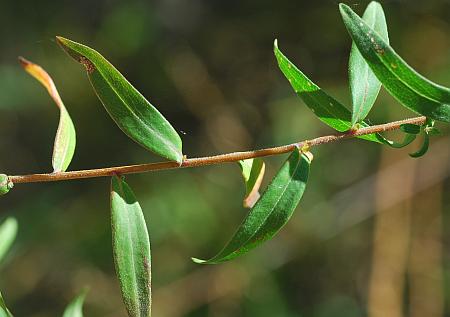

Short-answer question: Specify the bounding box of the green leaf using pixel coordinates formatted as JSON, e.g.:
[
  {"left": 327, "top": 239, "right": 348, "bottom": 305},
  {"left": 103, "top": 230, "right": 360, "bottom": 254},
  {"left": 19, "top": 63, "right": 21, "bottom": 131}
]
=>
[
  {"left": 62, "top": 290, "right": 87, "bottom": 317},
  {"left": 274, "top": 40, "right": 383, "bottom": 144},
  {"left": 19, "top": 57, "right": 76, "bottom": 172},
  {"left": 400, "top": 123, "right": 421, "bottom": 135},
  {"left": 386, "top": 133, "right": 416, "bottom": 149},
  {"left": 0, "top": 175, "right": 13, "bottom": 197},
  {"left": 56, "top": 36, "right": 183, "bottom": 164},
  {"left": 409, "top": 132, "right": 429, "bottom": 158},
  {"left": 193, "top": 149, "right": 311, "bottom": 264},
  {"left": 0, "top": 291, "right": 13, "bottom": 317},
  {"left": 349, "top": 1, "right": 388, "bottom": 126},
  {"left": 0, "top": 218, "right": 18, "bottom": 264},
  {"left": 238, "top": 158, "right": 265, "bottom": 208},
  {"left": 340, "top": 3, "right": 450, "bottom": 123},
  {"left": 111, "top": 175, "right": 151, "bottom": 317}
]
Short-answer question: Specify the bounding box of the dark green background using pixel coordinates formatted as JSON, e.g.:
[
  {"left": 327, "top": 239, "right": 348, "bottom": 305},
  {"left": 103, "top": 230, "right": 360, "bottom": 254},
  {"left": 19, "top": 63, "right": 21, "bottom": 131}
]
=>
[{"left": 0, "top": 0, "right": 449, "bottom": 316}]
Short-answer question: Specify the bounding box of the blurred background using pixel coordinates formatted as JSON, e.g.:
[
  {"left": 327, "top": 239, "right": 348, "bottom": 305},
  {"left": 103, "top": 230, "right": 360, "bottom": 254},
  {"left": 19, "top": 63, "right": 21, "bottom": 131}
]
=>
[{"left": 0, "top": 0, "right": 449, "bottom": 316}]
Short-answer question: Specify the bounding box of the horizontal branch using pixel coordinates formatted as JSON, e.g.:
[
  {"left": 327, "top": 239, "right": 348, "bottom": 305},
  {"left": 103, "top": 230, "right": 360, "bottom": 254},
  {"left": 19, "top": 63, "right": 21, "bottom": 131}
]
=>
[{"left": 8, "top": 116, "right": 426, "bottom": 185}]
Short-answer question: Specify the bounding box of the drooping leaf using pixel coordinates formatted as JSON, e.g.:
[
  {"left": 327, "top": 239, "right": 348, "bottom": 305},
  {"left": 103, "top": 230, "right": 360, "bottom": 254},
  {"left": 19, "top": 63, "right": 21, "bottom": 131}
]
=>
[
  {"left": 62, "top": 290, "right": 87, "bottom": 317},
  {"left": 0, "top": 175, "right": 13, "bottom": 197},
  {"left": 400, "top": 123, "right": 421, "bottom": 135},
  {"left": 238, "top": 158, "right": 265, "bottom": 208},
  {"left": 0, "top": 218, "right": 18, "bottom": 264},
  {"left": 340, "top": 3, "right": 450, "bottom": 123},
  {"left": 193, "top": 149, "right": 311, "bottom": 264},
  {"left": 111, "top": 175, "right": 151, "bottom": 317},
  {"left": 274, "top": 40, "right": 384, "bottom": 143},
  {"left": 19, "top": 57, "right": 76, "bottom": 172},
  {"left": 349, "top": 1, "right": 388, "bottom": 126},
  {"left": 56, "top": 36, "right": 183, "bottom": 163},
  {"left": 409, "top": 132, "right": 430, "bottom": 158},
  {"left": 0, "top": 291, "right": 13, "bottom": 317}
]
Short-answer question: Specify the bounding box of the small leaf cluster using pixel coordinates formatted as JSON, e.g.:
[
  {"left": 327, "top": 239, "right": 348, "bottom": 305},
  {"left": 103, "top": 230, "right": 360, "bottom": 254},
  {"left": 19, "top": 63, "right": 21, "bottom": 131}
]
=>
[{"left": 0, "top": 2, "right": 448, "bottom": 316}]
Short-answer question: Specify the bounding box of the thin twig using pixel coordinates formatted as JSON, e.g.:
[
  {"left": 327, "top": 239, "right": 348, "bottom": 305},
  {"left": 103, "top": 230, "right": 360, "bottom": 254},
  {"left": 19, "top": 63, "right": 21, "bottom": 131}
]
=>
[{"left": 7, "top": 116, "right": 426, "bottom": 185}]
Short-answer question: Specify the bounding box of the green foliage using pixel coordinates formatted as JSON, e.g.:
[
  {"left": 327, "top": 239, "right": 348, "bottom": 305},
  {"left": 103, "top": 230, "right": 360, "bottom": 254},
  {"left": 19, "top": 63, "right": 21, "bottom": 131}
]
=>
[
  {"left": 56, "top": 36, "right": 183, "bottom": 163},
  {"left": 340, "top": 3, "right": 450, "bottom": 123},
  {"left": 238, "top": 158, "right": 265, "bottom": 208},
  {"left": 111, "top": 175, "right": 151, "bottom": 317},
  {"left": 19, "top": 57, "right": 76, "bottom": 172},
  {"left": 0, "top": 218, "right": 17, "bottom": 264},
  {"left": 0, "top": 175, "right": 12, "bottom": 196},
  {"left": 193, "top": 150, "right": 311, "bottom": 264},
  {"left": 0, "top": 292, "right": 13, "bottom": 317},
  {"left": 274, "top": 40, "right": 383, "bottom": 143},
  {"left": 62, "top": 290, "right": 87, "bottom": 317},
  {"left": 349, "top": 1, "right": 388, "bottom": 126}
]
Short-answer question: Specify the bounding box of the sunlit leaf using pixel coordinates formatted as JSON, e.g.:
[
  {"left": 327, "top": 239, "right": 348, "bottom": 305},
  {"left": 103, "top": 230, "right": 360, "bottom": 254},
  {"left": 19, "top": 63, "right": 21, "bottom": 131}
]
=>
[
  {"left": 0, "top": 291, "right": 13, "bottom": 317},
  {"left": 62, "top": 290, "right": 87, "bottom": 317},
  {"left": 193, "top": 149, "right": 311, "bottom": 264},
  {"left": 238, "top": 158, "right": 265, "bottom": 208},
  {"left": 340, "top": 3, "right": 450, "bottom": 123},
  {"left": 274, "top": 40, "right": 384, "bottom": 143},
  {"left": 0, "top": 175, "right": 13, "bottom": 197},
  {"left": 19, "top": 57, "right": 76, "bottom": 172},
  {"left": 0, "top": 218, "right": 18, "bottom": 264},
  {"left": 56, "top": 36, "right": 183, "bottom": 163},
  {"left": 111, "top": 175, "right": 151, "bottom": 317},
  {"left": 349, "top": 1, "right": 388, "bottom": 126}
]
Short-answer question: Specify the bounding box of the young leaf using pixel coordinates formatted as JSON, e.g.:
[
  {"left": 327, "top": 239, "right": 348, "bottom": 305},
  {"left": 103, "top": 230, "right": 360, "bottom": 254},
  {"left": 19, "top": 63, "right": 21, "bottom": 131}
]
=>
[
  {"left": 238, "top": 158, "right": 265, "bottom": 208},
  {"left": 111, "top": 175, "right": 151, "bottom": 317},
  {"left": 0, "top": 291, "right": 13, "bottom": 317},
  {"left": 400, "top": 123, "right": 421, "bottom": 135},
  {"left": 56, "top": 36, "right": 183, "bottom": 164},
  {"left": 349, "top": 1, "right": 388, "bottom": 126},
  {"left": 0, "top": 175, "right": 13, "bottom": 197},
  {"left": 19, "top": 57, "right": 76, "bottom": 172},
  {"left": 62, "top": 290, "right": 87, "bottom": 317},
  {"left": 274, "top": 40, "right": 383, "bottom": 144},
  {"left": 0, "top": 218, "right": 18, "bottom": 264},
  {"left": 193, "top": 149, "right": 311, "bottom": 264},
  {"left": 340, "top": 3, "right": 450, "bottom": 123}
]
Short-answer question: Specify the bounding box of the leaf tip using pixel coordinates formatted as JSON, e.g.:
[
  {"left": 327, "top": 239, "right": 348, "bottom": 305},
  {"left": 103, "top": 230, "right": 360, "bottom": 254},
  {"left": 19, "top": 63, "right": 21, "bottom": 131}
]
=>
[{"left": 191, "top": 257, "right": 208, "bottom": 264}]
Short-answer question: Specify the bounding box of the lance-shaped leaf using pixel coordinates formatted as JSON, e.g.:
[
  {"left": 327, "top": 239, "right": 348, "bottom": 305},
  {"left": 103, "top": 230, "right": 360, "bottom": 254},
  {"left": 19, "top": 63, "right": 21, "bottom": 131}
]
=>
[
  {"left": 56, "top": 36, "right": 183, "bottom": 163},
  {"left": 274, "top": 40, "right": 383, "bottom": 143},
  {"left": 349, "top": 1, "right": 388, "bottom": 126},
  {"left": 111, "top": 175, "right": 151, "bottom": 317},
  {"left": 0, "top": 291, "right": 13, "bottom": 317},
  {"left": 238, "top": 158, "right": 265, "bottom": 208},
  {"left": 193, "top": 149, "right": 311, "bottom": 264},
  {"left": 0, "top": 218, "right": 18, "bottom": 264},
  {"left": 19, "top": 57, "right": 76, "bottom": 172},
  {"left": 0, "top": 175, "right": 13, "bottom": 197},
  {"left": 340, "top": 3, "right": 450, "bottom": 123},
  {"left": 62, "top": 290, "right": 87, "bottom": 317}
]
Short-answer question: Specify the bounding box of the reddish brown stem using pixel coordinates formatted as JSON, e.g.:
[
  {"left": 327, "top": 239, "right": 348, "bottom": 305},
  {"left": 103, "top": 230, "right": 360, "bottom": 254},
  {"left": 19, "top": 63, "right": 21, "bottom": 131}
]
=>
[{"left": 8, "top": 116, "right": 426, "bottom": 184}]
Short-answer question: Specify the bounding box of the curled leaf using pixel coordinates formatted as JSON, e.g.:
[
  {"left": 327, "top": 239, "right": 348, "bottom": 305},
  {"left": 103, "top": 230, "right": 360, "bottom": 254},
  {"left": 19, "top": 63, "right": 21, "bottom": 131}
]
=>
[
  {"left": 56, "top": 36, "right": 183, "bottom": 164},
  {"left": 400, "top": 123, "right": 421, "bottom": 135},
  {"left": 349, "top": 1, "right": 388, "bottom": 126},
  {"left": 238, "top": 158, "right": 265, "bottom": 208},
  {"left": 274, "top": 40, "right": 384, "bottom": 144},
  {"left": 409, "top": 133, "right": 429, "bottom": 158},
  {"left": 340, "top": 3, "right": 450, "bottom": 123},
  {"left": 19, "top": 57, "right": 76, "bottom": 172},
  {"left": 62, "top": 290, "right": 87, "bottom": 317},
  {"left": 193, "top": 149, "right": 311, "bottom": 264},
  {"left": 0, "top": 217, "right": 18, "bottom": 264},
  {"left": 111, "top": 175, "right": 151, "bottom": 317},
  {"left": 0, "top": 175, "right": 13, "bottom": 197}
]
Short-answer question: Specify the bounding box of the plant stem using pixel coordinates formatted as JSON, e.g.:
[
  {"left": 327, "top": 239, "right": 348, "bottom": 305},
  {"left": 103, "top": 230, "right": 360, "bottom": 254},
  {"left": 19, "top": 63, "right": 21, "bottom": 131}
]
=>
[{"left": 8, "top": 116, "right": 426, "bottom": 185}]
